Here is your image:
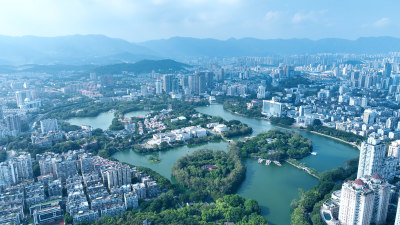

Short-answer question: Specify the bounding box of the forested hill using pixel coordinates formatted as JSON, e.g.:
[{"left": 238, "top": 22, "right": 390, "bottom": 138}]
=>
[
  {"left": 0, "top": 59, "right": 190, "bottom": 75},
  {"left": 93, "top": 59, "right": 190, "bottom": 74}
]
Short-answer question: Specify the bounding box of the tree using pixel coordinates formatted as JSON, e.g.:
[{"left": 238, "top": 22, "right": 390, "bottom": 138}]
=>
[
  {"left": 244, "top": 199, "right": 261, "bottom": 214},
  {"left": 313, "top": 119, "right": 322, "bottom": 126},
  {"left": 291, "top": 206, "right": 310, "bottom": 225},
  {"left": 64, "top": 213, "right": 73, "bottom": 224}
]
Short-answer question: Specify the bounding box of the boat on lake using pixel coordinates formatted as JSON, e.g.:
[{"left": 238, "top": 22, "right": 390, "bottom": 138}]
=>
[
  {"left": 273, "top": 160, "right": 282, "bottom": 166},
  {"left": 258, "top": 158, "right": 265, "bottom": 163},
  {"left": 311, "top": 152, "right": 317, "bottom": 155},
  {"left": 265, "top": 160, "right": 271, "bottom": 166}
]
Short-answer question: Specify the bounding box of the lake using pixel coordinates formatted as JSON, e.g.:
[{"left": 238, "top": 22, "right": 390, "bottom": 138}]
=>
[
  {"left": 112, "top": 104, "right": 359, "bottom": 225},
  {"left": 67, "top": 110, "right": 151, "bottom": 130}
]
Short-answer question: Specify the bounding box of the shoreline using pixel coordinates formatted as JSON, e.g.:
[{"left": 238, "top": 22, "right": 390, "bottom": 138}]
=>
[
  {"left": 285, "top": 159, "right": 320, "bottom": 180},
  {"left": 223, "top": 106, "right": 360, "bottom": 150},
  {"left": 306, "top": 130, "right": 360, "bottom": 150}
]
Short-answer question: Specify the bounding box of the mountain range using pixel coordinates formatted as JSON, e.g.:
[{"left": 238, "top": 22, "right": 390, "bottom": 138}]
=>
[{"left": 1, "top": 35, "right": 400, "bottom": 65}]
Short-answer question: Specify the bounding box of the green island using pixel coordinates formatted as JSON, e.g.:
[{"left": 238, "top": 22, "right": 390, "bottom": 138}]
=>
[
  {"left": 234, "top": 130, "right": 312, "bottom": 161},
  {"left": 134, "top": 113, "right": 251, "bottom": 153},
  {"left": 147, "top": 155, "right": 161, "bottom": 163},
  {"left": 172, "top": 149, "right": 246, "bottom": 199}
]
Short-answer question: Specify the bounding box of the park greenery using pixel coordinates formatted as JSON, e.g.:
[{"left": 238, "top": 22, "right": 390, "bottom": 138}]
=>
[
  {"left": 43, "top": 96, "right": 208, "bottom": 120},
  {"left": 221, "top": 97, "right": 263, "bottom": 118},
  {"left": 234, "top": 130, "right": 312, "bottom": 161},
  {"left": 93, "top": 194, "right": 267, "bottom": 225},
  {"left": 109, "top": 118, "right": 125, "bottom": 131},
  {"left": 147, "top": 155, "right": 161, "bottom": 163},
  {"left": 172, "top": 149, "right": 246, "bottom": 199},
  {"left": 290, "top": 158, "right": 358, "bottom": 225},
  {"left": 306, "top": 119, "right": 366, "bottom": 144},
  {"left": 222, "top": 120, "right": 253, "bottom": 138},
  {"left": 269, "top": 116, "right": 295, "bottom": 126}
]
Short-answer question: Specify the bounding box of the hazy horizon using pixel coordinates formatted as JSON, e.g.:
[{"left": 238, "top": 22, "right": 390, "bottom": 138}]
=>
[
  {"left": 1, "top": 0, "right": 399, "bottom": 42},
  {"left": 2, "top": 33, "right": 400, "bottom": 43}
]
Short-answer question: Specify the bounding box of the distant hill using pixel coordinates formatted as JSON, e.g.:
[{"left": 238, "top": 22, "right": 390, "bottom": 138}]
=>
[
  {"left": 1, "top": 35, "right": 400, "bottom": 65},
  {"left": 93, "top": 59, "right": 190, "bottom": 74},
  {"left": 0, "top": 34, "right": 157, "bottom": 65},
  {"left": 0, "top": 59, "right": 189, "bottom": 75},
  {"left": 140, "top": 36, "right": 400, "bottom": 58}
]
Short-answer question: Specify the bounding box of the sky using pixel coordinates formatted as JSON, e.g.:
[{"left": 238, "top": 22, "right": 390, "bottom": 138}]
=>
[{"left": 0, "top": 0, "right": 399, "bottom": 42}]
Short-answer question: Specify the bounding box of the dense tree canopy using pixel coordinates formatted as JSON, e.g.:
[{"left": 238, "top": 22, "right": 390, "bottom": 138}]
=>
[
  {"left": 172, "top": 149, "right": 246, "bottom": 199},
  {"left": 290, "top": 158, "right": 359, "bottom": 225},
  {"left": 235, "top": 130, "right": 312, "bottom": 161},
  {"left": 306, "top": 124, "right": 365, "bottom": 144},
  {"left": 93, "top": 194, "right": 268, "bottom": 225}
]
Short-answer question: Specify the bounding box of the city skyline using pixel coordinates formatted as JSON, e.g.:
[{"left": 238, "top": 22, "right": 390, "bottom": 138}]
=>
[{"left": 1, "top": 0, "right": 400, "bottom": 42}]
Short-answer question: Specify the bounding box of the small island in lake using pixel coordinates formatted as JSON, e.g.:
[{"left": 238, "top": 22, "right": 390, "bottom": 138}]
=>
[
  {"left": 234, "top": 130, "right": 313, "bottom": 162},
  {"left": 147, "top": 155, "right": 161, "bottom": 163},
  {"left": 172, "top": 149, "right": 245, "bottom": 199}
]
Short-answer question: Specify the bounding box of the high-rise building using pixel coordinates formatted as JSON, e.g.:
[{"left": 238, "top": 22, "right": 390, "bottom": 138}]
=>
[
  {"left": 155, "top": 79, "right": 162, "bottom": 95},
  {"left": 180, "top": 76, "right": 188, "bottom": 89},
  {"left": 384, "top": 62, "right": 392, "bottom": 77},
  {"left": 5, "top": 114, "right": 22, "bottom": 134},
  {"left": 361, "top": 97, "right": 368, "bottom": 108},
  {"left": 388, "top": 140, "right": 400, "bottom": 160},
  {"left": 285, "top": 65, "right": 295, "bottom": 77},
  {"left": 366, "top": 174, "right": 391, "bottom": 225},
  {"left": 39, "top": 157, "right": 55, "bottom": 176},
  {"left": 15, "top": 90, "right": 32, "bottom": 107},
  {"left": 386, "top": 117, "right": 398, "bottom": 130},
  {"left": 205, "top": 72, "right": 214, "bottom": 89},
  {"left": 100, "top": 75, "right": 114, "bottom": 87},
  {"left": 0, "top": 105, "right": 3, "bottom": 120},
  {"left": 54, "top": 160, "right": 77, "bottom": 181},
  {"left": 140, "top": 85, "right": 147, "bottom": 96},
  {"left": 363, "top": 109, "right": 376, "bottom": 124},
  {"left": 357, "top": 135, "right": 386, "bottom": 179},
  {"left": 218, "top": 69, "right": 224, "bottom": 82},
  {"left": 339, "top": 179, "right": 374, "bottom": 225},
  {"left": 9, "top": 153, "right": 33, "bottom": 182},
  {"left": 171, "top": 77, "right": 179, "bottom": 93},
  {"left": 162, "top": 74, "right": 173, "bottom": 93},
  {"left": 339, "top": 175, "right": 391, "bottom": 225},
  {"left": 197, "top": 73, "right": 207, "bottom": 94},
  {"left": 0, "top": 162, "right": 17, "bottom": 188},
  {"left": 188, "top": 75, "right": 199, "bottom": 95},
  {"left": 89, "top": 72, "right": 97, "bottom": 81},
  {"left": 106, "top": 166, "right": 132, "bottom": 189},
  {"left": 257, "top": 86, "right": 266, "bottom": 99},
  {"left": 40, "top": 119, "right": 59, "bottom": 134},
  {"left": 80, "top": 155, "right": 94, "bottom": 174},
  {"left": 262, "top": 100, "right": 282, "bottom": 117},
  {"left": 395, "top": 196, "right": 400, "bottom": 225}
]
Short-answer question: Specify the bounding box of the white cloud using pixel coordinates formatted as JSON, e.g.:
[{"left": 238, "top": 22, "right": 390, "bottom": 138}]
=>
[
  {"left": 264, "top": 11, "right": 282, "bottom": 23},
  {"left": 0, "top": 0, "right": 398, "bottom": 41},
  {"left": 291, "top": 11, "right": 326, "bottom": 24},
  {"left": 372, "top": 17, "right": 390, "bottom": 28}
]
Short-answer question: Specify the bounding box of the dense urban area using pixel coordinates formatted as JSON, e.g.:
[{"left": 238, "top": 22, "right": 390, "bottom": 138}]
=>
[{"left": 2, "top": 52, "right": 400, "bottom": 225}]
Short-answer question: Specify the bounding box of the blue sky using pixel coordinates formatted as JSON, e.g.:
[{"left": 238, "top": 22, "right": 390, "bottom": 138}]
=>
[{"left": 0, "top": 0, "right": 398, "bottom": 42}]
